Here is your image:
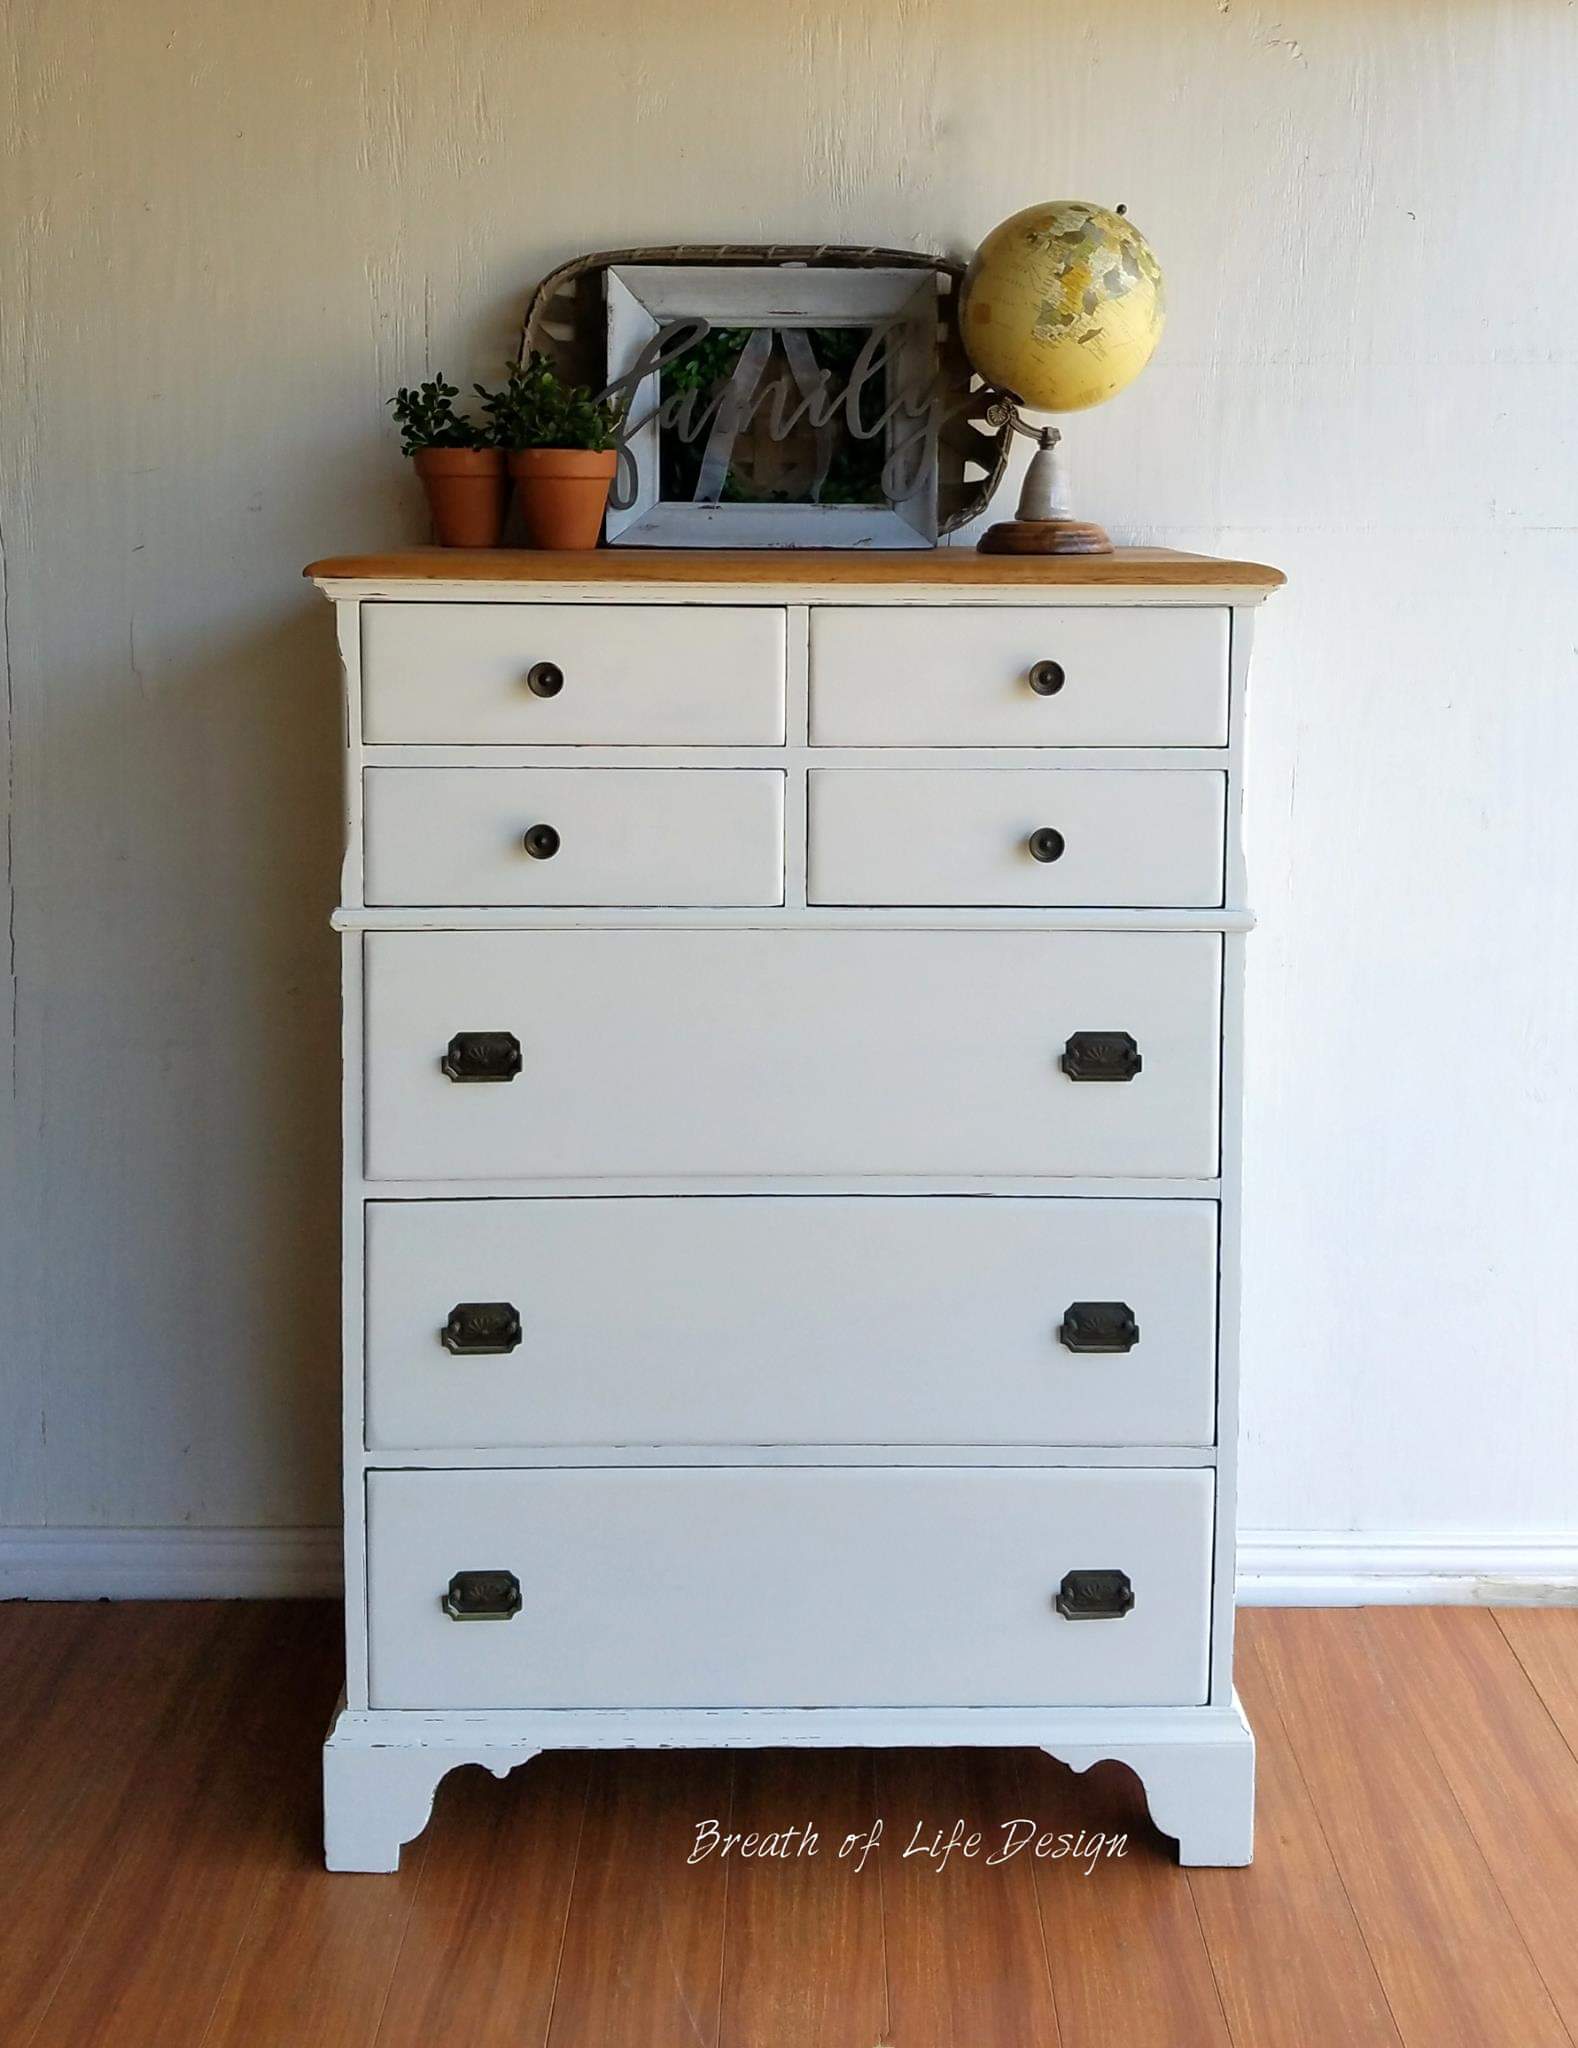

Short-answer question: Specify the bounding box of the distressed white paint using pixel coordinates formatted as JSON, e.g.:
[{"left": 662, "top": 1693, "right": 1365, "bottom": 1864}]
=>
[
  {"left": 328, "top": 575, "right": 1258, "bottom": 1863},
  {"left": 363, "top": 1195, "right": 1223, "bottom": 1450},
  {"left": 323, "top": 1699, "right": 1255, "bottom": 1872},
  {"left": 809, "top": 604, "right": 1230, "bottom": 745},
  {"left": 2, "top": 0, "right": 1577, "bottom": 1577},
  {"left": 361, "top": 927, "right": 1225, "bottom": 1181},
  {"left": 362, "top": 765, "right": 788, "bottom": 907},
  {"left": 806, "top": 767, "right": 1227, "bottom": 906},
  {"left": 366, "top": 1466, "right": 1217, "bottom": 1710},
  {"left": 361, "top": 602, "right": 788, "bottom": 744}
]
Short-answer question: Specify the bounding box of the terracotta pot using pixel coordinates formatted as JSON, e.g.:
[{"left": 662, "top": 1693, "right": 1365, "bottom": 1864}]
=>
[
  {"left": 508, "top": 447, "right": 617, "bottom": 550},
  {"left": 411, "top": 447, "right": 508, "bottom": 548}
]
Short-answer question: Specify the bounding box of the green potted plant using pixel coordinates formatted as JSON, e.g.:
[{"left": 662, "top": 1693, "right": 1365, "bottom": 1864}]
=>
[
  {"left": 478, "top": 353, "right": 624, "bottom": 550},
  {"left": 388, "top": 375, "right": 506, "bottom": 548}
]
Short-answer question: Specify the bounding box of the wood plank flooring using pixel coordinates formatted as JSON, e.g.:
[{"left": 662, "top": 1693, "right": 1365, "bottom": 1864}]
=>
[{"left": 3, "top": 1603, "right": 1577, "bottom": 2047}]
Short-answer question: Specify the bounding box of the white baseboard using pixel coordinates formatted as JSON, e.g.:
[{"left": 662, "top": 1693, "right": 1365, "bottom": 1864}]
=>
[
  {"left": 2, "top": 1525, "right": 1576, "bottom": 1606},
  {"left": 1236, "top": 1531, "right": 1578, "bottom": 1606},
  {"left": 0, "top": 1526, "right": 342, "bottom": 1600}
]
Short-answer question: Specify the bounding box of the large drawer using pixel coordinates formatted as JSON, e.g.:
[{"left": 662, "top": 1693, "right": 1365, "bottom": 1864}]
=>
[
  {"left": 366, "top": 1466, "right": 1215, "bottom": 1708},
  {"left": 363, "top": 768, "right": 785, "bottom": 908},
  {"left": 809, "top": 605, "right": 1229, "bottom": 746},
  {"left": 364, "top": 1196, "right": 1219, "bottom": 1450},
  {"left": 360, "top": 603, "right": 786, "bottom": 744},
  {"left": 808, "top": 768, "right": 1225, "bottom": 907},
  {"left": 361, "top": 929, "right": 1223, "bottom": 1181}
]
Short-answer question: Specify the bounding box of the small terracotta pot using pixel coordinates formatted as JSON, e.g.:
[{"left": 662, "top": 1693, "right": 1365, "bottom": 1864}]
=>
[
  {"left": 508, "top": 447, "right": 617, "bottom": 550},
  {"left": 411, "top": 447, "right": 508, "bottom": 548}
]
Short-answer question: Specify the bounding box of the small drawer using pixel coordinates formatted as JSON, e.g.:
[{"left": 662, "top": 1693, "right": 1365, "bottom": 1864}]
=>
[
  {"left": 365, "top": 1195, "right": 1218, "bottom": 1451},
  {"left": 361, "top": 602, "right": 786, "bottom": 744},
  {"left": 366, "top": 1466, "right": 1215, "bottom": 1708},
  {"left": 363, "top": 768, "right": 784, "bottom": 908},
  {"left": 809, "top": 605, "right": 1228, "bottom": 746},
  {"left": 362, "top": 929, "right": 1222, "bottom": 1181},
  {"left": 809, "top": 768, "right": 1225, "bottom": 907}
]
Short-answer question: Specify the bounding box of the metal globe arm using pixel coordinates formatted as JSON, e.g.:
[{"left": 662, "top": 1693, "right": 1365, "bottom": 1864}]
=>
[{"left": 978, "top": 396, "right": 1105, "bottom": 555}]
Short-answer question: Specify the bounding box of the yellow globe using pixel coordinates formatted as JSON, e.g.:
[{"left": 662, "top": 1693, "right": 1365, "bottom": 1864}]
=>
[{"left": 962, "top": 201, "right": 1165, "bottom": 414}]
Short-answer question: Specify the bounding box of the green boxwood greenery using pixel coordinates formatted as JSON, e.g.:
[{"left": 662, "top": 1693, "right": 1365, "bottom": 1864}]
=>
[
  {"left": 386, "top": 375, "right": 490, "bottom": 454},
  {"left": 477, "top": 353, "right": 624, "bottom": 453}
]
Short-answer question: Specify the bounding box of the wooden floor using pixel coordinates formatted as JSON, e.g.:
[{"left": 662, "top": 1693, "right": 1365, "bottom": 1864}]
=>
[{"left": 4, "top": 1604, "right": 1578, "bottom": 2046}]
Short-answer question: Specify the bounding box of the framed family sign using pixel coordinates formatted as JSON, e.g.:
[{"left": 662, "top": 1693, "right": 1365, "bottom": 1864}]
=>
[
  {"left": 519, "top": 245, "right": 1012, "bottom": 550},
  {"left": 603, "top": 264, "right": 942, "bottom": 547}
]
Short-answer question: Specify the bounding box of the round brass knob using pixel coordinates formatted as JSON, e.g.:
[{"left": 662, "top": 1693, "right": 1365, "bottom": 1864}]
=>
[
  {"left": 522, "top": 824, "right": 561, "bottom": 860},
  {"left": 1027, "top": 827, "right": 1066, "bottom": 863},
  {"left": 526, "top": 661, "right": 564, "bottom": 698},
  {"left": 1027, "top": 659, "right": 1066, "bottom": 696}
]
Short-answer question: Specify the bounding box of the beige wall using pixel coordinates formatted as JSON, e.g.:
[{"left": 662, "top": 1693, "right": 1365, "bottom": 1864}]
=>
[{"left": 4, "top": 1, "right": 1577, "bottom": 1572}]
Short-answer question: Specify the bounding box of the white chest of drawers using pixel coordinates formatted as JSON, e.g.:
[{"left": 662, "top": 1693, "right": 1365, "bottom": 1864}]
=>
[{"left": 312, "top": 545, "right": 1283, "bottom": 1872}]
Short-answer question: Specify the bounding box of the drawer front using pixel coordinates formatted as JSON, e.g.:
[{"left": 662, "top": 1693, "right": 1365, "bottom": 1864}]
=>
[
  {"left": 366, "top": 1466, "right": 1214, "bottom": 1708},
  {"left": 809, "top": 605, "right": 1228, "bottom": 746},
  {"left": 808, "top": 768, "right": 1225, "bottom": 907},
  {"left": 362, "top": 929, "right": 1222, "bottom": 1181},
  {"left": 361, "top": 603, "right": 786, "bottom": 744},
  {"left": 364, "top": 768, "right": 784, "bottom": 908},
  {"left": 365, "top": 1196, "right": 1219, "bottom": 1450}
]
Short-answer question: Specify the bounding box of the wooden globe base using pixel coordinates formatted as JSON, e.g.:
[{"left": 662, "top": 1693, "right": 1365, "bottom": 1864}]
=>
[{"left": 978, "top": 518, "right": 1114, "bottom": 556}]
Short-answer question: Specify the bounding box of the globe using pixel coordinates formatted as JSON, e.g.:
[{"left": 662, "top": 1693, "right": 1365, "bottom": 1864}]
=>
[{"left": 962, "top": 201, "right": 1165, "bottom": 414}]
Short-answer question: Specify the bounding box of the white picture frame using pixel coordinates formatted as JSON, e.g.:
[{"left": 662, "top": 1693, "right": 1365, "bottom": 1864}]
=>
[{"left": 604, "top": 264, "right": 940, "bottom": 549}]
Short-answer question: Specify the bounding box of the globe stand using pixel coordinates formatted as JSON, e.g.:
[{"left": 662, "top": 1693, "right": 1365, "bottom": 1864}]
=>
[{"left": 977, "top": 420, "right": 1113, "bottom": 556}]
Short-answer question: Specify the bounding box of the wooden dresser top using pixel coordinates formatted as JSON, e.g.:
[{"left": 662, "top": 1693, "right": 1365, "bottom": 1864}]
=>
[{"left": 305, "top": 546, "right": 1284, "bottom": 593}]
